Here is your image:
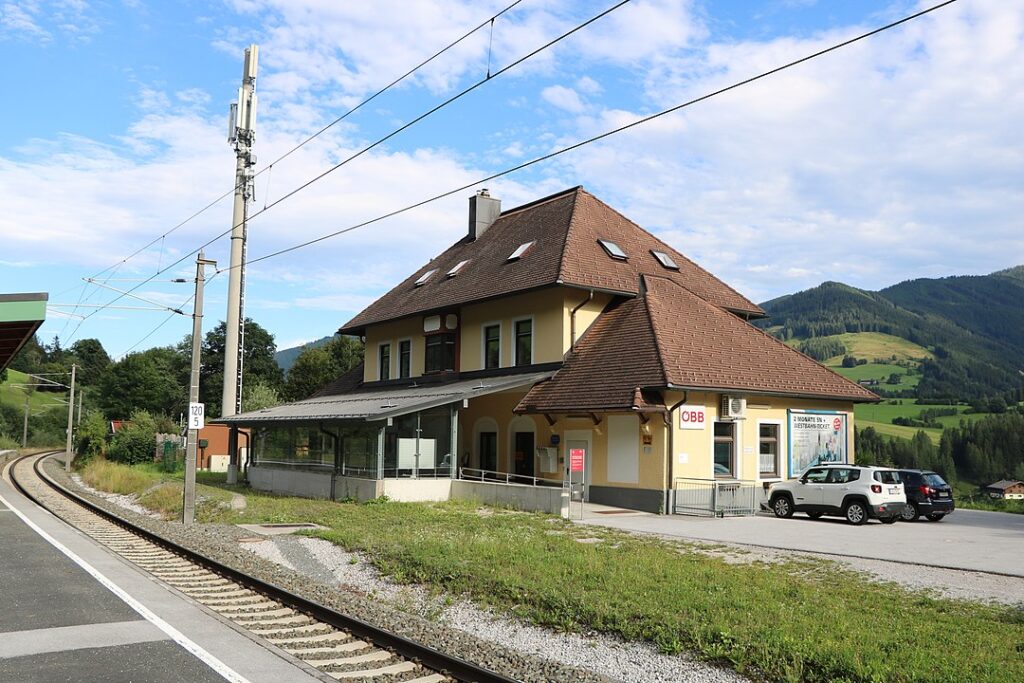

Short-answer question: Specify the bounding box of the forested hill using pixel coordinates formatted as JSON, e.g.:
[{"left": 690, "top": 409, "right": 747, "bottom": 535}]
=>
[{"left": 755, "top": 267, "right": 1024, "bottom": 400}]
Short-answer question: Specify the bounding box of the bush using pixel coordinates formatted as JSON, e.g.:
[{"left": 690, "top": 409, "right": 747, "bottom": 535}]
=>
[
  {"left": 74, "top": 409, "right": 108, "bottom": 467},
  {"left": 108, "top": 410, "right": 157, "bottom": 465},
  {"left": 0, "top": 434, "right": 19, "bottom": 451}
]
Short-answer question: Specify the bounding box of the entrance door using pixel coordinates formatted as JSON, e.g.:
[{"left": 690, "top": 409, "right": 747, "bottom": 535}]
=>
[
  {"left": 513, "top": 431, "right": 535, "bottom": 479},
  {"left": 479, "top": 431, "right": 497, "bottom": 473},
  {"left": 565, "top": 438, "right": 591, "bottom": 501}
]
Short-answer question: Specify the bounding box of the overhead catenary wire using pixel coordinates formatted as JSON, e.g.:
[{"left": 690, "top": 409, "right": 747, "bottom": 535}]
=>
[
  {"left": 230, "top": 0, "right": 958, "bottom": 271},
  {"left": 63, "top": 0, "right": 631, "bottom": 338},
  {"left": 66, "top": 0, "right": 529, "bottom": 309}
]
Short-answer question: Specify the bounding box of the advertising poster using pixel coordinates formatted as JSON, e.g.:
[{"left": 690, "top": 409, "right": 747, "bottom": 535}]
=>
[{"left": 788, "top": 411, "right": 847, "bottom": 476}]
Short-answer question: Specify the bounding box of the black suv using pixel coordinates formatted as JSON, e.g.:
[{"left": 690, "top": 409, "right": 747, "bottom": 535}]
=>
[{"left": 896, "top": 469, "right": 954, "bottom": 521}]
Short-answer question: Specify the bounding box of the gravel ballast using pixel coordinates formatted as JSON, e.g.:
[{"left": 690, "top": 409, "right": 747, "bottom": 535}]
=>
[{"left": 45, "top": 461, "right": 745, "bottom": 683}]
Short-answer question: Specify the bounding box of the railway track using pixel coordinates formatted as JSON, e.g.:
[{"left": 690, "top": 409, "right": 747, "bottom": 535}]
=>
[{"left": 8, "top": 452, "right": 518, "bottom": 683}]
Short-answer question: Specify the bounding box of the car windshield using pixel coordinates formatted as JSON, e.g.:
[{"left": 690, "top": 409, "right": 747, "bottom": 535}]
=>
[
  {"left": 923, "top": 473, "right": 948, "bottom": 487},
  {"left": 874, "top": 470, "right": 901, "bottom": 484}
]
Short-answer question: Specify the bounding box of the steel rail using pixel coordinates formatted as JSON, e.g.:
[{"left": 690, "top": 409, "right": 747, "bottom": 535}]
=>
[{"left": 12, "top": 453, "right": 520, "bottom": 683}]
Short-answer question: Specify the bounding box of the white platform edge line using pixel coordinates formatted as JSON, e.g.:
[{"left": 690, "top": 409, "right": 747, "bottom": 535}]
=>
[{"left": 0, "top": 479, "right": 250, "bottom": 683}]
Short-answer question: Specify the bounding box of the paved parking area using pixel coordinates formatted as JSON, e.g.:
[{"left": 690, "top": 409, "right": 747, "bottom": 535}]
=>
[{"left": 577, "top": 505, "right": 1024, "bottom": 577}]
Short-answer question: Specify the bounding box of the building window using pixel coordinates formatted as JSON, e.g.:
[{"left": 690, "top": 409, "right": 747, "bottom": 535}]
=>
[
  {"left": 759, "top": 423, "right": 779, "bottom": 477},
  {"left": 483, "top": 324, "right": 500, "bottom": 369},
  {"left": 378, "top": 343, "right": 391, "bottom": 380},
  {"left": 398, "top": 340, "right": 411, "bottom": 379},
  {"left": 514, "top": 319, "right": 532, "bottom": 366},
  {"left": 713, "top": 421, "right": 735, "bottom": 478},
  {"left": 479, "top": 431, "right": 497, "bottom": 472},
  {"left": 425, "top": 333, "right": 456, "bottom": 373}
]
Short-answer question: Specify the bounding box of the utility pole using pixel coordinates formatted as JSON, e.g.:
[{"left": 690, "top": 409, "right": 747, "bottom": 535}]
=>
[
  {"left": 223, "top": 43, "right": 258, "bottom": 485},
  {"left": 64, "top": 364, "right": 76, "bottom": 472},
  {"left": 184, "top": 252, "right": 216, "bottom": 525},
  {"left": 22, "top": 396, "right": 29, "bottom": 448},
  {"left": 77, "top": 391, "right": 83, "bottom": 426}
]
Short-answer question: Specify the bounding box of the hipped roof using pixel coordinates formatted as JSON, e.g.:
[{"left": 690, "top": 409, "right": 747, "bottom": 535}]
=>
[
  {"left": 517, "top": 276, "right": 878, "bottom": 413},
  {"left": 340, "top": 187, "right": 763, "bottom": 333}
]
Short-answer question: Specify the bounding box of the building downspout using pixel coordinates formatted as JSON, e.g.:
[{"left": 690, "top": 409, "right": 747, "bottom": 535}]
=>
[
  {"left": 664, "top": 392, "right": 688, "bottom": 514},
  {"left": 569, "top": 290, "right": 594, "bottom": 351}
]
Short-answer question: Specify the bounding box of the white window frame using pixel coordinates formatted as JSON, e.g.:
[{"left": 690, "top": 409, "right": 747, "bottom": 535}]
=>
[
  {"left": 397, "top": 337, "right": 413, "bottom": 379},
  {"left": 756, "top": 419, "right": 784, "bottom": 481},
  {"left": 480, "top": 321, "right": 503, "bottom": 371},
  {"left": 511, "top": 315, "right": 535, "bottom": 367},
  {"left": 377, "top": 341, "right": 393, "bottom": 381}
]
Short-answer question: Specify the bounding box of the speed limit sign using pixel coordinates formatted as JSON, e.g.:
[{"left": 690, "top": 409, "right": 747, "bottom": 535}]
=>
[{"left": 189, "top": 402, "right": 205, "bottom": 430}]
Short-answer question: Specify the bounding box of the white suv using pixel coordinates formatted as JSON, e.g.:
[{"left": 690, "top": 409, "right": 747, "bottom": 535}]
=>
[{"left": 768, "top": 464, "right": 907, "bottom": 525}]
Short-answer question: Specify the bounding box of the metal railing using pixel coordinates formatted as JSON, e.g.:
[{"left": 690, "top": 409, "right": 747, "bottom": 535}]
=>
[
  {"left": 459, "top": 467, "right": 563, "bottom": 488},
  {"left": 673, "top": 477, "right": 760, "bottom": 517}
]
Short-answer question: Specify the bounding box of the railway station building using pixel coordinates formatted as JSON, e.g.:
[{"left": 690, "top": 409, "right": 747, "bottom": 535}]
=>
[
  {"left": 217, "top": 187, "right": 877, "bottom": 514},
  {"left": 0, "top": 292, "right": 47, "bottom": 373}
]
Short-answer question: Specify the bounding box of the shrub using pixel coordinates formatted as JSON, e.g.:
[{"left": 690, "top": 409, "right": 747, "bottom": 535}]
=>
[
  {"left": 108, "top": 410, "right": 157, "bottom": 465},
  {"left": 74, "top": 409, "right": 109, "bottom": 466}
]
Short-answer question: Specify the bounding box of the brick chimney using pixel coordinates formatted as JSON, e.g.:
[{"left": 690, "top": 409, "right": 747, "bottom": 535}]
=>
[{"left": 468, "top": 189, "right": 501, "bottom": 240}]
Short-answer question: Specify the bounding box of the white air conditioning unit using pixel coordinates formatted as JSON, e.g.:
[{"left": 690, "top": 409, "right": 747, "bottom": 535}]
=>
[{"left": 720, "top": 395, "right": 746, "bottom": 420}]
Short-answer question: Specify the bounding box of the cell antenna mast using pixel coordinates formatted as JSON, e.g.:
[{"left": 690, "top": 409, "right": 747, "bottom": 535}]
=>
[{"left": 223, "top": 43, "right": 257, "bottom": 485}]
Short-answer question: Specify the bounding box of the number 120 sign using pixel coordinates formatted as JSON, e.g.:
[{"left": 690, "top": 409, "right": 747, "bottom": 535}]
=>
[
  {"left": 678, "top": 405, "right": 706, "bottom": 430},
  {"left": 189, "top": 402, "right": 205, "bottom": 430}
]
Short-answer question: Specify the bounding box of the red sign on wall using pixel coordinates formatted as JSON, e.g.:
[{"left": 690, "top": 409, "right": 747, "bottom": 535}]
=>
[
  {"left": 569, "top": 448, "right": 585, "bottom": 473},
  {"left": 833, "top": 417, "right": 843, "bottom": 431}
]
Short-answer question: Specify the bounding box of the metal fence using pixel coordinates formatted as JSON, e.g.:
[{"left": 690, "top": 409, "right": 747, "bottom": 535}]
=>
[
  {"left": 459, "top": 467, "right": 563, "bottom": 488},
  {"left": 673, "top": 478, "right": 761, "bottom": 517}
]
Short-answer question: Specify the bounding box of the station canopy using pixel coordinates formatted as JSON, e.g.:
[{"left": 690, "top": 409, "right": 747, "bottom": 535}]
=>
[
  {"left": 0, "top": 293, "right": 47, "bottom": 373},
  {"left": 215, "top": 370, "right": 555, "bottom": 425}
]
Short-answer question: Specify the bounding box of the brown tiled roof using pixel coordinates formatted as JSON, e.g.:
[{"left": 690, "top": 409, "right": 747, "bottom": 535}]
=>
[
  {"left": 517, "top": 277, "right": 878, "bottom": 413},
  {"left": 312, "top": 362, "right": 365, "bottom": 397},
  {"left": 339, "top": 187, "right": 763, "bottom": 333}
]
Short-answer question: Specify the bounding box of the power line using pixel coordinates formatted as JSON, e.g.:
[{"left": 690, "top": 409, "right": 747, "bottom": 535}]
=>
[
  {"left": 240, "top": 0, "right": 633, "bottom": 230},
  {"left": 115, "top": 271, "right": 222, "bottom": 359},
  {"left": 235, "top": 0, "right": 957, "bottom": 269},
  {"left": 63, "top": 0, "right": 632, "bottom": 337},
  {"left": 68, "top": 0, "right": 529, "bottom": 310}
]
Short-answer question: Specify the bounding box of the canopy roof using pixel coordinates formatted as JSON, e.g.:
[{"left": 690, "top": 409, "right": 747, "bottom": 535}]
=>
[
  {"left": 0, "top": 293, "right": 47, "bottom": 373},
  {"left": 214, "top": 369, "right": 555, "bottom": 425}
]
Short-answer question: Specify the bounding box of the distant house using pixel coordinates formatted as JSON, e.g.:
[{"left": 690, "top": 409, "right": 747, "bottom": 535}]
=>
[
  {"left": 984, "top": 480, "right": 1024, "bottom": 499},
  {"left": 858, "top": 379, "right": 880, "bottom": 387}
]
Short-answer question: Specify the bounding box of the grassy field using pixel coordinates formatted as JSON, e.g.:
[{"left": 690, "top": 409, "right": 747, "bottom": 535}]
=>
[
  {"left": 78, "top": 459, "right": 1024, "bottom": 683},
  {"left": 821, "top": 332, "right": 932, "bottom": 364},
  {"left": 854, "top": 402, "right": 1000, "bottom": 444},
  {"left": 831, "top": 363, "right": 920, "bottom": 391},
  {"left": 0, "top": 369, "right": 67, "bottom": 413}
]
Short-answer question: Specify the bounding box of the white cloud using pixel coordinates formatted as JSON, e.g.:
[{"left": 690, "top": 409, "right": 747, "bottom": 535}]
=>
[{"left": 541, "top": 84, "right": 585, "bottom": 113}]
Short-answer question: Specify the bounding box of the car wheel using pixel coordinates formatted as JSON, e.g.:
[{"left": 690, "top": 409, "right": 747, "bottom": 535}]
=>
[
  {"left": 807, "top": 512, "right": 824, "bottom": 519},
  {"left": 900, "top": 503, "right": 919, "bottom": 522},
  {"left": 771, "top": 495, "right": 794, "bottom": 519},
  {"left": 880, "top": 516, "right": 898, "bottom": 524},
  {"left": 844, "top": 501, "right": 867, "bottom": 525},
  {"left": 925, "top": 513, "right": 945, "bottom": 522}
]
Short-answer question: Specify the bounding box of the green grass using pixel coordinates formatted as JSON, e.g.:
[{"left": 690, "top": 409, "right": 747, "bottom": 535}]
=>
[
  {"left": 0, "top": 369, "right": 67, "bottom": 413},
  {"left": 80, "top": 459, "right": 233, "bottom": 520},
  {"left": 854, "top": 403, "right": 998, "bottom": 444},
  {"left": 831, "top": 363, "right": 920, "bottom": 390},
  {"left": 821, "top": 332, "right": 932, "bottom": 364},
  {"left": 82, "top": 462, "right": 1024, "bottom": 683}
]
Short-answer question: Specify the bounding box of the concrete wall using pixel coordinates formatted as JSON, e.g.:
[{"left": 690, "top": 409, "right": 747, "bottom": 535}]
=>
[
  {"left": 248, "top": 465, "right": 335, "bottom": 499},
  {"left": 382, "top": 478, "right": 452, "bottom": 502},
  {"left": 452, "top": 479, "right": 567, "bottom": 515}
]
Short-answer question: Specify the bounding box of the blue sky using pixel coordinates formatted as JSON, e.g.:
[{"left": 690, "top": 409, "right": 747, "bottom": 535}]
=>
[{"left": 1, "top": 0, "right": 1021, "bottom": 360}]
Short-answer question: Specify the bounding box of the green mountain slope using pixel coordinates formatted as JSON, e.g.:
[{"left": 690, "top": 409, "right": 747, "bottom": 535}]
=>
[
  {"left": 274, "top": 335, "right": 333, "bottom": 373},
  {"left": 757, "top": 267, "right": 1024, "bottom": 400}
]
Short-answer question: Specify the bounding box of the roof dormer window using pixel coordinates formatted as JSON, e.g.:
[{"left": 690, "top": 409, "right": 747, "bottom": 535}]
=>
[
  {"left": 446, "top": 260, "right": 470, "bottom": 277},
  {"left": 598, "top": 239, "right": 627, "bottom": 260},
  {"left": 651, "top": 250, "right": 679, "bottom": 270},
  {"left": 507, "top": 240, "right": 536, "bottom": 261},
  {"left": 414, "top": 268, "right": 438, "bottom": 286}
]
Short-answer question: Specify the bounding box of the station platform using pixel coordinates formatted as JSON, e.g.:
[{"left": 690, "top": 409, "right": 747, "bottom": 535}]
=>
[{"left": 0, "top": 462, "right": 326, "bottom": 683}]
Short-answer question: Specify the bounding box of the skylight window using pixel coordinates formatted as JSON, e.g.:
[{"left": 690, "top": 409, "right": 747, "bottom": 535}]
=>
[
  {"left": 507, "top": 240, "right": 536, "bottom": 261},
  {"left": 414, "top": 268, "right": 438, "bottom": 286},
  {"left": 446, "top": 259, "right": 470, "bottom": 277},
  {"left": 651, "top": 250, "right": 679, "bottom": 270},
  {"left": 598, "top": 239, "right": 627, "bottom": 260}
]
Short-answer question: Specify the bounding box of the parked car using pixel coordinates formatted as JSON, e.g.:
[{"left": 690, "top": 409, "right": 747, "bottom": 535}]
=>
[
  {"left": 896, "top": 469, "right": 954, "bottom": 521},
  {"left": 768, "top": 464, "right": 907, "bottom": 525}
]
